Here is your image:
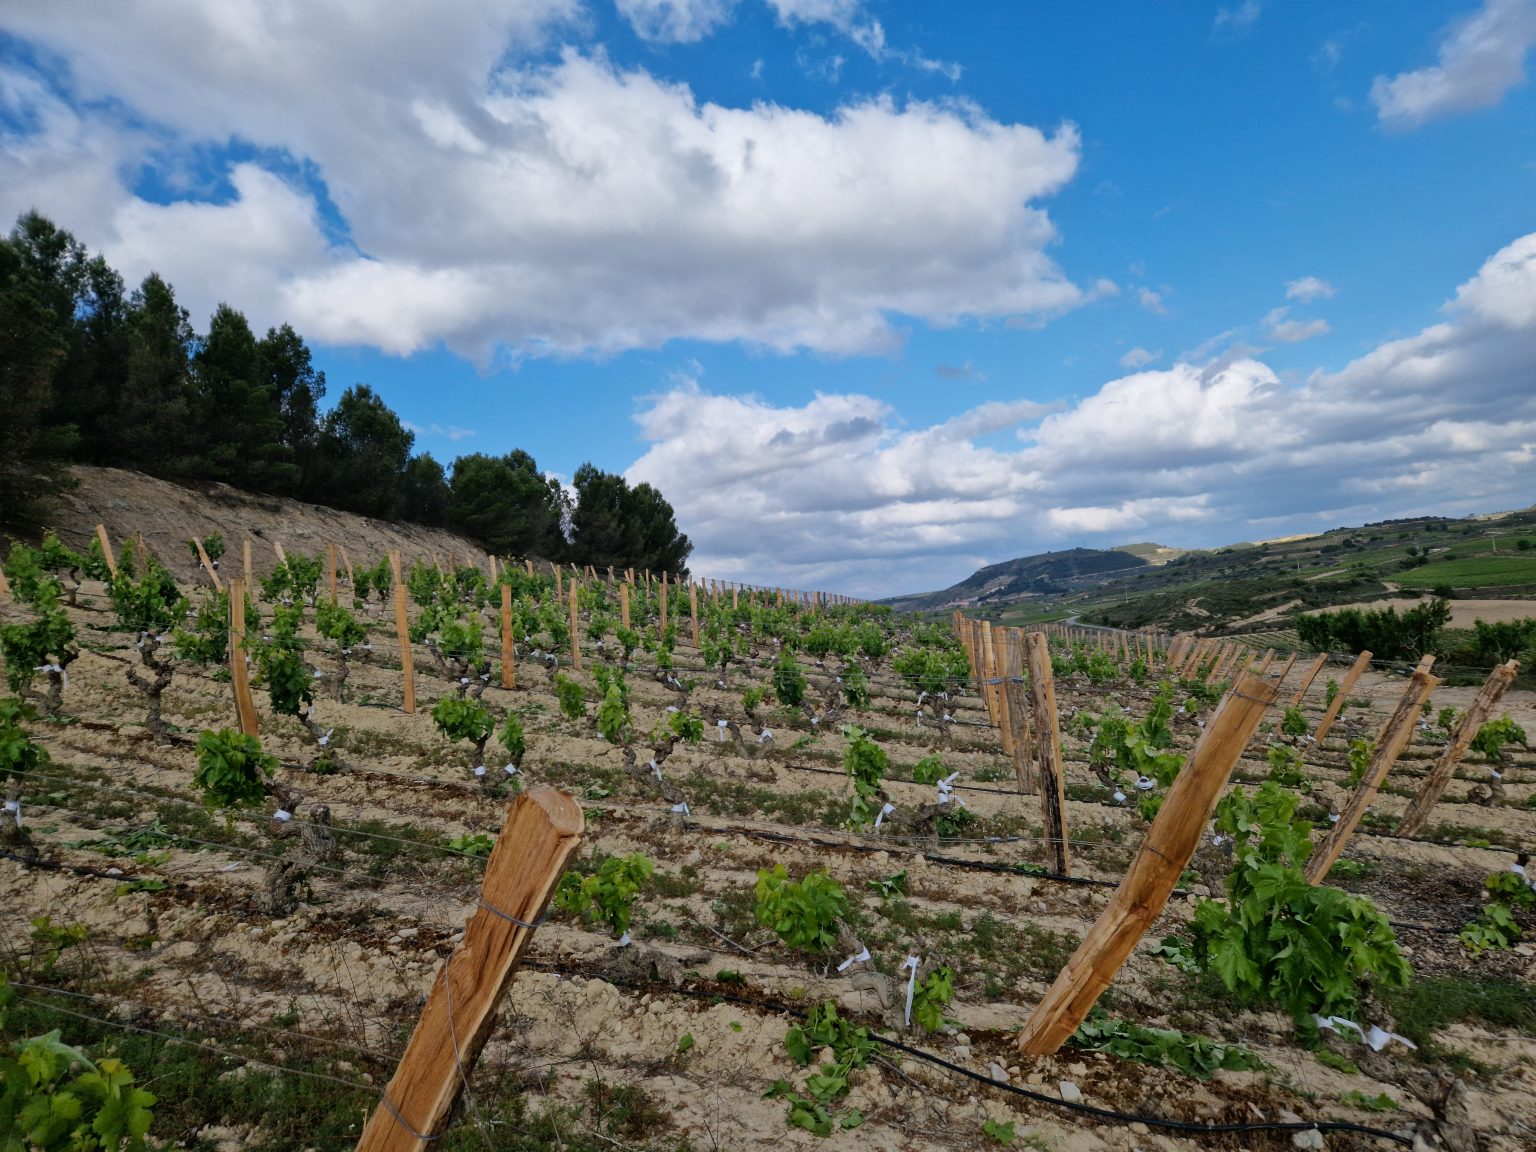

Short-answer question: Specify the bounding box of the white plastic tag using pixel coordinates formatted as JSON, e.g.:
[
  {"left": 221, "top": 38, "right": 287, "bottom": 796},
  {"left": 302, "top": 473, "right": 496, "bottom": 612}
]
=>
[
  {"left": 759, "top": 729, "right": 772, "bottom": 743},
  {"left": 504, "top": 763, "right": 519, "bottom": 776},
  {"left": 837, "top": 946, "right": 870, "bottom": 973},
  {"left": 1135, "top": 775, "right": 1155, "bottom": 791},
  {"left": 670, "top": 802, "right": 690, "bottom": 816},
  {"left": 474, "top": 766, "right": 487, "bottom": 777},
  {"left": 1112, "top": 790, "right": 1126, "bottom": 803},
  {"left": 875, "top": 802, "right": 895, "bottom": 828},
  {"left": 902, "top": 956, "right": 920, "bottom": 1026},
  {"left": 617, "top": 932, "right": 631, "bottom": 947},
  {"left": 318, "top": 728, "right": 333, "bottom": 747},
  {"left": 274, "top": 809, "right": 292, "bottom": 822},
  {"left": 3, "top": 800, "right": 20, "bottom": 827}
]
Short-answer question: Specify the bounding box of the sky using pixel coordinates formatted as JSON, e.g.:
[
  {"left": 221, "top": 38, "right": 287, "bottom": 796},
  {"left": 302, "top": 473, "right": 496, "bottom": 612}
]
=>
[{"left": 2, "top": 1, "right": 1535, "bottom": 598}]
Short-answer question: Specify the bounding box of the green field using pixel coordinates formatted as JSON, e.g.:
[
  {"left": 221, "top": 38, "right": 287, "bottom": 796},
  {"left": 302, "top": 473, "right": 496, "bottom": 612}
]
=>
[{"left": 1395, "top": 553, "right": 1536, "bottom": 589}]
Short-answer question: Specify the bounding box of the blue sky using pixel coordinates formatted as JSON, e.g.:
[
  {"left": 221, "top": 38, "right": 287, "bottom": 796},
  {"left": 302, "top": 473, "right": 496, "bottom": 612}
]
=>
[{"left": 3, "top": 1, "right": 1535, "bottom": 596}]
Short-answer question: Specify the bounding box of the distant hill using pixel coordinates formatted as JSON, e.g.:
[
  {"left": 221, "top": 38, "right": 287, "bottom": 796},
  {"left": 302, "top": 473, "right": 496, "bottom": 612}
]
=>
[
  {"left": 1114, "top": 541, "right": 1185, "bottom": 566},
  {"left": 880, "top": 547, "right": 1148, "bottom": 612}
]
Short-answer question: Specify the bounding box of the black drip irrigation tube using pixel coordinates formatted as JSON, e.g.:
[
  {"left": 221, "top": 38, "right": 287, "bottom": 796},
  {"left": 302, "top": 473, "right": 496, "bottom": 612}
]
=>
[{"left": 528, "top": 960, "right": 1416, "bottom": 1147}]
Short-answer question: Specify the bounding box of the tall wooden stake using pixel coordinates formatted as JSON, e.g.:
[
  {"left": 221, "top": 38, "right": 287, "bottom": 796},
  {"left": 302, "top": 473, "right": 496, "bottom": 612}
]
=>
[
  {"left": 392, "top": 554, "right": 416, "bottom": 715},
  {"left": 1287, "top": 653, "right": 1328, "bottom": 708},
  {"left": 194, "top": 538, "right": 223, "bottom": 592},
  {"left": 659, "top": 571, "right": 668, "bottom": 641},
  {"left": 354, "top": 789, "right": 584, "bottom": 1152},
  {"left": 619, "top": 582, "right": 630, "bottom": 630},
  {"left": 243, "top": 539, "right": 253, "bottom": 589},
  {"left": 501, "top": 584, "right": 516, "bottom": 691},
  {"left": 567, "top": 580, "right": 581, "bottom": 671},
  {"left": 1017, "top": 673, "right": 1279, "bottom": 1054},
  {"left": 1025, "top": 632, "right": 1069, "bottom": 876},
  {"left": 327, "top": 543, "right": 338, "bottom": 603},
  {"left": 1313, "top": 650, "right": 1372, "bottom": 744},
  {"left": 1306, "top": 659, "right": 1440, "bottom": 883},
  {"left": 94, "top": 524, "right": 118, "bottom": 579},
  {"left": 1397, "top": 659, "right": 1519, "bottom": 837},
  {"left": 689, "top": 582, "right": 700, "bottom": 648},
  {"left": 228, "top": 579, "right": 258, "bottom": 737}
]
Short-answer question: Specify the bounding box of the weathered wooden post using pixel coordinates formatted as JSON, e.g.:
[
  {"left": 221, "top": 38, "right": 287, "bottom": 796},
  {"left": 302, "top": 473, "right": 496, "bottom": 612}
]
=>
[
  {"left": 194, "top": 537, "right": 223, "bottom": 592},
  {"left": 227, "top": 578, "right": 259, "bottom": 737},
  {"left": 1025, "top": 632, "right": 1068, "bottom": 876},
  {"left": 567, "top": 579, "right": 582, "bottom": 671},
  {"left": 354, "top": 789, "right": 583, "bottom": 1152},
  {"left": 391, "top": 551, "right": 415, "bottom": 714},
  {"left": 1397, "top": 659, "right": 1519, "bottom": 838},
  {"left": 659, "top": 571, "right": 669, "bottom": 642},
  {"left": 95, "top": 524, "right": 118, "bottom": 578},
  {"left": 689, "top": 582, "right": 700, "bottom": 647},
  {"left": 1017, "top": 673, "right": 1279, "bottom": 1054},
  {"left": 243, "top": 538, "right": 253, "bottom": 589},
  {"left": 1313, "top": 650, "right": 1372, "bottom": 744},
  {"left": 1287, "top": 653, "right": 1328, "bottom": 708},
  {"left": 501, "top": 583, "right": 516, "bottom": 691},
  {"left": 619, "top": 581, "right": 630, "bottom": 631},
  {"left": 1307, "top": 658, "right": 1440, "bottom": 882}
]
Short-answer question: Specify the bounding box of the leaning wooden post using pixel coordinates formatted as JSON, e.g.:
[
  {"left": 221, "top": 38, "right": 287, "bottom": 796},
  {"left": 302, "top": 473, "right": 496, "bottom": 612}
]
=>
[
  {"left": 327, "top": 543, "right": 338, "bottom": 604},
  {"left": 1397, "top": 659, "right": 1519, "bottom": 838},
  {"left": 1313, "top": 650, "right": 1372, "bottom": 745},
  {"left": 94, "top": 524, "right": 118, "bottom": 579},
  {"left": 273, "top": 540, "right": 287, "bottom": 565},
  {"left": 619, "top": 581, "right": 630, "bottom": 631},
  {"left": 1306, "top": 659, "right": 1440, "bottom": 883},
  {"left": 354, "top": 789, "right": 584, "bottom": 1152},
  {"left": 1024, "top": 632, "right": 1069, "bottom": 876},
  {"left": 340, "top": 545, "right": 356, "bottom": 592},
  {"left": 689, "top": 582, "right": 700, "bottom": 648},
  {"left": 193, "top": 538, "right": 223, "bottom": 592},
  {"left": 227, "top": 579, "right": 259, "bottom": 737},
  {"left": 391, "top": 552, "right": 416, "bottom": 714},
  {"left": 1287, "top": 653, "right": 1328, "bottom": 708},
  {"left": 567, "top": 579, "right": 582, "bottom": 671},
  {"left": 1018, "top": 673, "right": 1279, "bottom": 1054},
  {"left": 501, "top": 584, "right": 516, "bottom": 691}
]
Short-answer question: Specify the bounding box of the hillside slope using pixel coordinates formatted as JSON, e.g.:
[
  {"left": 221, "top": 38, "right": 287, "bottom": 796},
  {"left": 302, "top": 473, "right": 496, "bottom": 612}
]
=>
[
  {"left": 883, "top": 547, "right": 1147, "bottom": 611},
  {"left": 36, "top": 466, "right": 487, "bottom": 585}
]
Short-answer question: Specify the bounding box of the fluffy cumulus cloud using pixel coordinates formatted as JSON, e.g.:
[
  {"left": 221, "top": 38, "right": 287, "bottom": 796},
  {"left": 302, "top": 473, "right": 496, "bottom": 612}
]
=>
[
  {"left": 1371, "top": 0, "right": 1536, "bottom": 128},
  {"left": 0, "top": 1, "right": 1077, "bottom": 358},
  {"left": 628, "top": 231, "right": 1536, "bottom": 596},
  {"left": 1285, "top": 276, "right": 1335, "bottom": 302}
]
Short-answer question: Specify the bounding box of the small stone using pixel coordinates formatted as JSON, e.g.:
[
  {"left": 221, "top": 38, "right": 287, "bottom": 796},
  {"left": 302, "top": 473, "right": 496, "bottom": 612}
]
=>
[
  {"left": 952, "top": 1045, "right": 971, "bottom": 1060},
  {"left": 1007, "top": 1065, "right": 1020, "bottom": 1077},
  {"left": 1128, "top": 1122, "right": 1150, "bottom": 1135},
  {"left": 1278, "top": 1110, "right": 1304, "bottom": 1125},
  {"left": 1292, "top": 1129, "right": 1325, "bottom": 1150},
  {"left": 1026, "top": 1073, "right": 1045, "bottom": 1085},
  {"left": 987, "top": 1062, "right": 1009, "bottom": 1082},
  {"left": 955, "top": 1032, "right": 971, "bottom": 1045},
  {"left": 397, "top": 927, "right": 419, "bottom": 940},
  {"left": 1059, "top": 1081, "right": 1082, "bottom": 1103},
  {"left": 1067, "top": 1062, "right": 1088, "bottom": 1077}
]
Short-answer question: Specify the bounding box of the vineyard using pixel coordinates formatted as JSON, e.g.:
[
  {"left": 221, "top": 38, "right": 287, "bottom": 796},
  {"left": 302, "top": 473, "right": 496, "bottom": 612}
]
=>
[{"left": 2, "top": 530, "right": 1534, "bottom": 1152}]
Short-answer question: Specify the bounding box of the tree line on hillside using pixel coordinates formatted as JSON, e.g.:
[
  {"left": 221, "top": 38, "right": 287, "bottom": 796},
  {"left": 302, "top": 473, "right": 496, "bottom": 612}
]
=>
[{"left": 0, "top": 211, "right": 691, "bottom": 575}]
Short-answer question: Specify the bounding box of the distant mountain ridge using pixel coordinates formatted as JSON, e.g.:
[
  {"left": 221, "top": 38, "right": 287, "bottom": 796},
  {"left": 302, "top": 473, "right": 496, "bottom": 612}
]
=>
[{"left": 880, "top": 546, "right": 1148, "bottom": 612}]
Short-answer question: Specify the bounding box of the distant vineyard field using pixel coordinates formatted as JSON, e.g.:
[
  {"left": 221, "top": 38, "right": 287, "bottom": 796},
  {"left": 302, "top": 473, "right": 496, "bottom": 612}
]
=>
[{"left": 1396, "top": 554, "right": 1536, "bottom": 589}]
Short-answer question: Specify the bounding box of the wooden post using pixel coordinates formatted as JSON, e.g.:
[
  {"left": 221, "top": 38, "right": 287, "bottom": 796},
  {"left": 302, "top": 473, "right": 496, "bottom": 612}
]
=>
[
  {"left": 1287, "top": 653, "right": 1328, "bottom": 708},
  {"left": 526, "top": 559, "right": 534, "bottom": 577},
  {"left": 567, "top": 579, "right": 581, "bottom": 671},
  {"left": 659, "top": 571, "right": 669, "bottom": 641},
  {"left": 987, "top": 625, "right": 1014, "bottom": 757},
  {"left": 501, "top": 584, "right": 516, "bottom": 691},
  {"left": 194, "top": 538, "right": 223, "bottom": 592},
  {"left": 689, "top": 582, "right": 700, "bottom": 648},
  {"left": 732, "top": 586, "right": 738, "bottom": 610},
  {"left": 554, "top": 567, "right": 562, "bottom": 598},
  {"left": 355, "top": 789, "right": 583, "bottom": 1152},
  {"left": 0, "top": 563, "right": 9, "bottom": 602},
  {"left": 392, "top": 554, "right": 416, "bottom": 714},
  {"left": 1003, "top": 670, "right": 1037, "bottom": 797},
  {"left": 1313, "top": 650, "right": 1372, "bottom": 745},
  {"left": 340, "top": 545, "right": 356, "bottom": 591},
  {"left": 1270, "top": 652, "right": 1297, "bottom": 692},
  {"left": 273, "top": 540, "right": 286, "bottom": 565},
  {"left": 243, "top": 539, "right": 253, "bottom": 589},
  {"left": 1397, "top": 659, "right": 1519, "bottom": 838},
  {"left": 1306, "top": 659, "right": 1440, "bottom": 883},
  {"left": 1017, "top": 673, "right": 1280, "bottom": 1054},
  {"left": 1025, "top": 632, "right": 1069, "bottom": 876},
  {"left": 488, "top": 553, "right": 498, "bottom": 582},
  {"left": 980, "top": 623, "right": 1004, "bottom": 734},
  {"left": 325, "top": 543, "right": 337, "bottom": 603},
  {"left": 94, "top": 524, "right": 118, "bottom": 578},
  {"left": 227, "top": 579, "right": 259, "bottom": 737},
  {"left": 619, "top": 582, "right": 630, "bottom": 631}
]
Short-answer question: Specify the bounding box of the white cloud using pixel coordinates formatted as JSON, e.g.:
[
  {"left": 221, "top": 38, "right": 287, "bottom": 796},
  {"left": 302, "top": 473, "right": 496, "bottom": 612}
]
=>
[
  {"left": 1285, "top": 275, "right": 1336, "bottom": 302},
  {"left": 0, "top": 12, "right": 1079, "bottom": 357},
  {"left": 1118, "top": 346, "right": 1161, "bottom": 369},
  {"left": 617, "top": 0, "right": 735, "bottom": 43},
  {"left": 766, "top": 0, "right": 961, "bottom": 79},
  {"left": 627, "top": 230, "right": 1536, "bottom": 596},
  {"left": 1137, "top": 287, "right": 1168, "bottom": 314},
  {"left": 1371, "top": 0, "right": 1536, "bottom": 128},
  {"left": 1214, "top": 2, "right": 1262, "bottom": 31},
  {"left": 1262, "top": 306, "right": 1331, "bottom": 343}
]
